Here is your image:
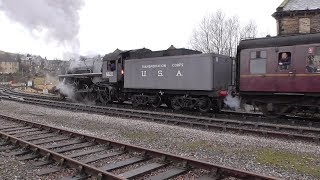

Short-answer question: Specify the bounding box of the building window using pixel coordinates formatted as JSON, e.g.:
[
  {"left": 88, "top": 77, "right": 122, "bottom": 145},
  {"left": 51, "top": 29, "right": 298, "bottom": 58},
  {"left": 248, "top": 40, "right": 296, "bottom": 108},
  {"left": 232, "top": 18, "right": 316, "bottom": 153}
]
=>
[
  {"left": 250, "top": 50, "right": 267, "bottom": 74},
  {"left": 278, "top": 52, "right": 291, "bottom": 70},
  {"left": 306, "top": 47, "right": 320, "bottom": 73},
  {"left": 299, "top": 18, "right": 310, "bottom": 34}
]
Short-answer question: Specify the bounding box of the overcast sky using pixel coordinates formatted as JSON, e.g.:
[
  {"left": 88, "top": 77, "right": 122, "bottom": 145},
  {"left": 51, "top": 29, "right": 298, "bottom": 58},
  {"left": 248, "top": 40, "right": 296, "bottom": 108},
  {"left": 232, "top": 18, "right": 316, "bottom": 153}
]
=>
[{"left": 0, "top": 0, "right": 283, "bottom": 59}]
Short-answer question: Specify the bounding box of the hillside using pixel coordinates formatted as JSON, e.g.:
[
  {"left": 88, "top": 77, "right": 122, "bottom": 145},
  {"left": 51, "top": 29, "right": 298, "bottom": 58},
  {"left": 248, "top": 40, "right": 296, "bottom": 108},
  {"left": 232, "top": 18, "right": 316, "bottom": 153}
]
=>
[
  {"left": 0, "top": 50, "right": 14, "bottom": 54},
  {"left": 0, "top": 50, "right": 17, "bottom": 61}
]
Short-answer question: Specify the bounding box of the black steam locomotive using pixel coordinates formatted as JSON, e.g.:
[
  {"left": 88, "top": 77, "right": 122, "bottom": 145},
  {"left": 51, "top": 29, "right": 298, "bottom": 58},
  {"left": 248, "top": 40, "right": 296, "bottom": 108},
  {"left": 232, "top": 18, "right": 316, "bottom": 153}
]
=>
[{"left": 58, "top": 46, "right": 233, "bottom": 112}]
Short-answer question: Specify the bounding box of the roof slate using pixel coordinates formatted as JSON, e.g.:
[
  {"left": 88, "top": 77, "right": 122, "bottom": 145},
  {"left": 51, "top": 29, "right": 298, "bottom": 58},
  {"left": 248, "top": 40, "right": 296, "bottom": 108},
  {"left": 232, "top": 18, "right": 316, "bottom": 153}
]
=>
[
  {"left": 0, "top": 52, "right": 17, "bottom": 62},
  {"left": 283, "top": 0, "right": 320, "bottom": 11}
]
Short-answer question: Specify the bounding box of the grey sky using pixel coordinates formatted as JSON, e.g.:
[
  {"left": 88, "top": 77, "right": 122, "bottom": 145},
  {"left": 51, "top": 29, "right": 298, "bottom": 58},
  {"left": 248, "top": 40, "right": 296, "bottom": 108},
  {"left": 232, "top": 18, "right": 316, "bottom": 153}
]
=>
[{"left": 0, "top": 0, "right": 283, "bottom": 59}]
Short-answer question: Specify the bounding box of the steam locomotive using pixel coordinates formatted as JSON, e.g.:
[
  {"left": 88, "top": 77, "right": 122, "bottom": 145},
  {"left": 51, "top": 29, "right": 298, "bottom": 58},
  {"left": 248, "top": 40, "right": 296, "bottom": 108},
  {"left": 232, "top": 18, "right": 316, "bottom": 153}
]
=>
[
  {"left": 59, "top": 47, "right": 232, "bottom": 113},
  {"left": 59, "top": 33, "right": 320, "bottom": 117}
]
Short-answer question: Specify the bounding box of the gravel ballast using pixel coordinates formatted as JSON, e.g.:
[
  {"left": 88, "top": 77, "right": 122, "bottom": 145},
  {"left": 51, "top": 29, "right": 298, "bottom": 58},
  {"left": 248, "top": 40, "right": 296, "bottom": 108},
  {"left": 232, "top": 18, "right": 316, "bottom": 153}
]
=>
[{"left": 0, "top": 100, "right": 319, "bottom": 179}]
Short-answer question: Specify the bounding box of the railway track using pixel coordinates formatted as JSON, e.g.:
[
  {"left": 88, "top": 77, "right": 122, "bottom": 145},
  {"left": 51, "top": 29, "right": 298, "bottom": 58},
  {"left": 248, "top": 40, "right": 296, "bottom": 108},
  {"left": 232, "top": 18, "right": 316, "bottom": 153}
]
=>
[
  {"left": 0, "top": 114, "right": 277, "bottom": 179},
  {"left": 4, "top": 88, "right": 320, "bottom": 126},
  {"left": 1, "top": 89, "right": 320, "bottom": 143}
]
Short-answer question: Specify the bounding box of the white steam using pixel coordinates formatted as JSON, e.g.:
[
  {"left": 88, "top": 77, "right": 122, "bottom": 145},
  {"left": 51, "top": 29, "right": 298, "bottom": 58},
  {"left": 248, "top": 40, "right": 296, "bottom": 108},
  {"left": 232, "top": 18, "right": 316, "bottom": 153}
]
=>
[
  {"left": 45, "top": 73, "right": 58, "bottom": 85},
  {"left": 63, "top": 52, "right": 80, "bottom": 61},
  {"left": 0, "top": 0, "right": 84, "bottom": 56},
  {"left": 224, "top": 95, "right": 240, "bottom": 110},
  {"left": 56, "top": 79, "right": 74, "bottom": 99},
  {"left": 224, "top": 95, "right": 258, "bottom": 113},
  {"left": 68, "top": 60, "right": 84, "bottom": 71}
]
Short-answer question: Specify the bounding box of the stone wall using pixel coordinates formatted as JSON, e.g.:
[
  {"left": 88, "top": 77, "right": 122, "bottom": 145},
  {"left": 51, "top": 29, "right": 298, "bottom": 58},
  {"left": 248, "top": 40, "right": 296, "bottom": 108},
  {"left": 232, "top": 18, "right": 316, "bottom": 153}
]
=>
[
  {"left": 0, "top": 61, "right": 19, "bottom": 74},
  {"left": 311, "top": 14, "right": 320, "bottom": 33},
  {"left": 277, "top": 13, "right": 320, "bottom": 35}
]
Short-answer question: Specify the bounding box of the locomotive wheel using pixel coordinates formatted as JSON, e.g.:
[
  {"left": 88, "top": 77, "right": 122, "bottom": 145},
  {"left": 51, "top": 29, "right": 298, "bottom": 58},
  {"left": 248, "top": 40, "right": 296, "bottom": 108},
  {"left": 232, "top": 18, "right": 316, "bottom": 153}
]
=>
[
  {"left": 163, "top": 98, "right": 172, "bottom": 108},
  {"left": 58, "top": 93, "right": 66, "bottom": 101},
  {"left": 84, "top": 93, "right": 92, "bottom": 102},
  {"left": 260, "top": 107, "right": 281, "bottom": 118},
  {"left": 74, "top": 92, "right": 85, "bottom": 102},
  {"left": 117, "top": 99, "right": 124, "bottom": 104},
  {"left": 97, "top": 92, "right": 104, "bottom": 105},
  {"left": 151, "top": 96, "right": 162, "bottom": 108},
  {"left": 88, "top": 92, "right": 98, "bottom": 103},
  {"left": 171, "top": 96, "right": 182, "bottom": 111},
  {"left": 258, "top": 103, "right": 285, "bottom": 118},
  {"left": 132, "top": 95, "right": 139, "bottom": 107},
  {"left": 198, "top": 97, "right": 212, "bottom": 113},
  {"left": 213, "top": 98, "right": 223, "bottom": 113},
  {"left": 97, "top": 90, "right": 110, "bottom": 105},
  {"left": 81, "top": 93, "right": 91, "bottom": 103},
  {"left": 165, "top": 102, "right": 172, "bottom": 109}
]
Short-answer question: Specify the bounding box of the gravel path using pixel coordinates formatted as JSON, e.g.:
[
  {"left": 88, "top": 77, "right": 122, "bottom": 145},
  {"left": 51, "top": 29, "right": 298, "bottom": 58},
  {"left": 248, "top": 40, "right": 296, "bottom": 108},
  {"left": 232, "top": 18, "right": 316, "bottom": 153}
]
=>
[
  {"left": 0, "top": 100, "right": 319, "bottom": 180},
  {"left": 0, "top": 153, "right": 38, "bottom": 180}
]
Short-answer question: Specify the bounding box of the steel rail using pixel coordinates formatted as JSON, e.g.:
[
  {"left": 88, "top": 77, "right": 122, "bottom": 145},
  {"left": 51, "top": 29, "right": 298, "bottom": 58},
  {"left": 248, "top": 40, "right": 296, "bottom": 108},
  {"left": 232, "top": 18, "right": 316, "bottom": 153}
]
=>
[
  {"left": 4, "top": 88, "right": 320, "bottom": 127},
  {"left": 0, "top": 114, "right": 277, "bottom": 180},
  {"left": 1, "top": 93, "right": 320, "bottom": 143}
]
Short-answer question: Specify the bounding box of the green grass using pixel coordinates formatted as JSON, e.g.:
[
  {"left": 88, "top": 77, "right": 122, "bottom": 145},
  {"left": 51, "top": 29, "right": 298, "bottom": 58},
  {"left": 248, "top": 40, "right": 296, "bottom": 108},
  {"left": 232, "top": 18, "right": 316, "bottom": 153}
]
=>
[
  {"left": 182, "top": 140, "right": 211, "bottom": 151},
  {"left": 255, "top": 149, "right": 320, "bottom": 177},
  {"left": 181, "top": 140, "right": 233, "bottom": 154},
  {"left": 122, "top": 131, "right": 160, "bottom": 142}
]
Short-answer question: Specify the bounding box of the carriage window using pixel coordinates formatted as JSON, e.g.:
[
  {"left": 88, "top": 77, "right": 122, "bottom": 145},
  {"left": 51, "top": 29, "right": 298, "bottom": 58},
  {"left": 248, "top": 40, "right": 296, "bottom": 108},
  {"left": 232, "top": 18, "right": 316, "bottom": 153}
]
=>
[
  {"left": 250, "top": 50, "right": 267, "bottom": 74},
  {"left": 278, "top": 52, "right": 291, "bottom": 70},
  {"left": 306, "top": 47, "right": 320, "bottom": 73}
]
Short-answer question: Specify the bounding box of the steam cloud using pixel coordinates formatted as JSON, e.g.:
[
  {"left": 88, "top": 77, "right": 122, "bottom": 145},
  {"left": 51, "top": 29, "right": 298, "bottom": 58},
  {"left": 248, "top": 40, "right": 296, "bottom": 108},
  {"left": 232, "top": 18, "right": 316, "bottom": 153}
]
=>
[
  {"left": 0, "top": 0, "right": 84, "bottom": 56},
  {"left": 224, "top": 95, "right": 240, "bottom": 110},
  {"left": 224, "top": 95, "right": 257, "bottom": 112},
  {"left": 56, "top": 78, "right": 75, "bottom": 99}
]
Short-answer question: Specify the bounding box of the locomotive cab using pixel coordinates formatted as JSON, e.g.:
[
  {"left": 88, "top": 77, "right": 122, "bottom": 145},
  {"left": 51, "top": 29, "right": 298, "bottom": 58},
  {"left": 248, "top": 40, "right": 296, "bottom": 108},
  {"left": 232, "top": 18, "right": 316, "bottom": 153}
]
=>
[{"left": 102, "top": 58, "right": 124, "bottom": 83}]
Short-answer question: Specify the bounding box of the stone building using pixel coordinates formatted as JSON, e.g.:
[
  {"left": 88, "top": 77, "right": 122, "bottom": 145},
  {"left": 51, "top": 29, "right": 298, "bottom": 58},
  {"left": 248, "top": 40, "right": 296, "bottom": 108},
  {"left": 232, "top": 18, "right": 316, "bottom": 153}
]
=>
[
  {"left": 0, "top": 51, "right": 19, "bottom": 74},
  {"left": 44, "top": 59, "right": 69, "bottom": 75},
  {"left": 272, "top": 0, "right": 320, "bottom": 35}
]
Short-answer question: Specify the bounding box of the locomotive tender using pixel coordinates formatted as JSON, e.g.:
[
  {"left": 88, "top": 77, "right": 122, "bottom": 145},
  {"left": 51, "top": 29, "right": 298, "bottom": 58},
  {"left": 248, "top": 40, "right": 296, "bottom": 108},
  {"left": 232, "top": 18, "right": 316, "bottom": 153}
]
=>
[{"left": 59, "top": 47, "right": 232, "bottom": 112}]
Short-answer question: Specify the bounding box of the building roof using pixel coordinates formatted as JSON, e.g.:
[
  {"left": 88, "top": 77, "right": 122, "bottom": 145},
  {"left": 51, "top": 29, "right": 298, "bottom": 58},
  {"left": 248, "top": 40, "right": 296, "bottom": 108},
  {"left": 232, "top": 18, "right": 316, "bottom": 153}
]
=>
[
  {"left": 277, "top": 0, "right": 320, "bottom": 11},
  {"left": 0, "top": 51, "right": 18, "bottom": 62},
  {"left": 273, "top": 0, "right": 320, "bottom": 18}
]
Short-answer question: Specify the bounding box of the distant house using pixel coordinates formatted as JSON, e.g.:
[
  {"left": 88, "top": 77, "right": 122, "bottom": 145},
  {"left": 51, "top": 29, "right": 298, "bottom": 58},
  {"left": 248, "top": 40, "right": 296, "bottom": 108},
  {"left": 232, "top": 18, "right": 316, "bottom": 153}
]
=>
[
  {"left": 0, "top": 51, "right": 19, "bottom": 74},
  {"left": 44, "top": 59, "right": 69, "bottom": 75},
  {"left": 272, "top": 0, "right": 320, "bottom": 35}
]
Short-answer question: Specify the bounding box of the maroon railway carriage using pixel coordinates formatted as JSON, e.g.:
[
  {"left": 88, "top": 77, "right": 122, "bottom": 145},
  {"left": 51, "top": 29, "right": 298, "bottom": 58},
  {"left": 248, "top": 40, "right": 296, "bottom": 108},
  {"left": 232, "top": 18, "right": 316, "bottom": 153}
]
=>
[{"left": 236, "top": 33, "right": 320, "bottom": 117}]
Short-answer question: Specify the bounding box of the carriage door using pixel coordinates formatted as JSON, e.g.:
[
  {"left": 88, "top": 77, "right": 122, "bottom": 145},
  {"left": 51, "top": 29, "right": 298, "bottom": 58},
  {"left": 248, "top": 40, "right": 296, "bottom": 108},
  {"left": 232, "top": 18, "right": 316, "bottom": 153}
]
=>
[
  {"left": 274, "top": 47, "right": 296, "bottom": 92},
  {"left": 106, "top": 60, "right": 118, "bottom": 83}
]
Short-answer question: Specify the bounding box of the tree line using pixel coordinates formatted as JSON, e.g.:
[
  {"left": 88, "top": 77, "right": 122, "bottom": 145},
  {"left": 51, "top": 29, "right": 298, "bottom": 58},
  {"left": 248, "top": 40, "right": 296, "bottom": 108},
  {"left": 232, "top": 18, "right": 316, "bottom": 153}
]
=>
[{"left": 189, "top": 10, "right": 259, "bottom": 57}]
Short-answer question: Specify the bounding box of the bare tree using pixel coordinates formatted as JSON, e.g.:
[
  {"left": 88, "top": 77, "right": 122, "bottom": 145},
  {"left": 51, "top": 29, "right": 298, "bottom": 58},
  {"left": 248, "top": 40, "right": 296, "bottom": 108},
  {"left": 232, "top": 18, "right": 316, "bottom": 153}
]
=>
[
  {"left": 190, "top": 16, "right": 212, "bottom": 53},
  {"left": 209, "top": 10, "right": 227, "bottom": 55},
  {"left": 240, "top": 20, "right": 258, "bottom": 40},
  {"left": 190, "top": 10, "right": 259, "bottom": 57},
  {"left": 225, "top": 15, "right": 240, "bottom": 56}
]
